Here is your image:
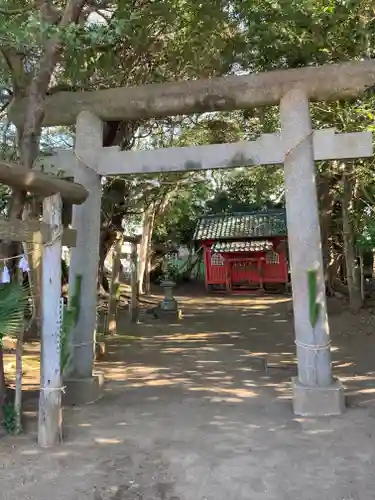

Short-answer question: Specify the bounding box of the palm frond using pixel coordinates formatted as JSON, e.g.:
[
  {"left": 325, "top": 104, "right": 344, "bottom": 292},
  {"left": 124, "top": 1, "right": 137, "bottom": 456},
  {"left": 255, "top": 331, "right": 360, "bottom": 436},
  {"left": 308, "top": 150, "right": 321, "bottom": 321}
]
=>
[{"left": 0, "top": 282, "right": 29, "bottom": 343}]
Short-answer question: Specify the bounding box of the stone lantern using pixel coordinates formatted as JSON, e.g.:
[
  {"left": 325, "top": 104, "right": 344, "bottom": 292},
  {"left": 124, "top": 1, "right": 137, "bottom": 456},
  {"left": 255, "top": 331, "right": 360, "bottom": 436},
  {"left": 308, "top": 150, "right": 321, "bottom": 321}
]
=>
[{"left": 159, "top": 279, "right": 178, "bottom": 312}]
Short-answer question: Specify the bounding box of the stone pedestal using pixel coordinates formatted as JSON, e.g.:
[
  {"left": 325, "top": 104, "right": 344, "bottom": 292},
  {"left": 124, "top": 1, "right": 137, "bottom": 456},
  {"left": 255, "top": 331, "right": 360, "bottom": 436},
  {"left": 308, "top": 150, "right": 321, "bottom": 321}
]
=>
[
  {"left": 63, "top": 372, "right": 104, "bottom": 406},
  {"left": 281, "top": 89, "right": 344, "bottom": 416},
  {"left": 292, "top": 378, "right": 345, "bottom": 417}
]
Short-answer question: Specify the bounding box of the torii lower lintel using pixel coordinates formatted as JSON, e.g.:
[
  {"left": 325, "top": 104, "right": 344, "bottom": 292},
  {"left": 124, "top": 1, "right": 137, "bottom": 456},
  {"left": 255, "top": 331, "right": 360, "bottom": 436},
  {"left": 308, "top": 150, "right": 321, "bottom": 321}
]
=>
[
  {"left": 95, "top": 128, "right": 372, "bottom": 175},
  {"left": 34, "top": 128, "right": 372, "bottom": 177}
]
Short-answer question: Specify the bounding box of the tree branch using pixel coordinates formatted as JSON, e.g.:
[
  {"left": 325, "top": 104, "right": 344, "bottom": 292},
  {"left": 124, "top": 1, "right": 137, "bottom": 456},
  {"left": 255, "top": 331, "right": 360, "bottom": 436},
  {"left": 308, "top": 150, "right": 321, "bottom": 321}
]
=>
[
  {"left": 0, "top": 6, "right": 32, "bottom": 14},
  {"left": 0, "top": 1, "right": 60, "bottom": 23},
  {"left": 0, "top": 100, "right": 10, "bottom": 115},
  {"left": 20, "top": 0, "right": 89, "bottom": 169},
  {"left": 0, "top": 47, "right": 29, "bottom": 97},
  {"left": 36, "top": 0, "right": 62, "bottom": 24}
]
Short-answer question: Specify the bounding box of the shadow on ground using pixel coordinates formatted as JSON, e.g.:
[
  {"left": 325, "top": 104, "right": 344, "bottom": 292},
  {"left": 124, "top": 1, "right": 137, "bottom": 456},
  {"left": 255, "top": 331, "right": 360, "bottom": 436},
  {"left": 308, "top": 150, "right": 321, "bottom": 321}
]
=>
[{"left": 2, "top": 289, "right": 375, "bottom": 500}]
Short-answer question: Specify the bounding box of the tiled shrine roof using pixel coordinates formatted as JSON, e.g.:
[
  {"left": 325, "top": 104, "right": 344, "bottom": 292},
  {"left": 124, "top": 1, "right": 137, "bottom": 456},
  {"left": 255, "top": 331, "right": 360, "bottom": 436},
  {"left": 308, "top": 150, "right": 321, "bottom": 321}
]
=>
[{"left": 194, "top": 211, "right": 287, "bottom": 241}]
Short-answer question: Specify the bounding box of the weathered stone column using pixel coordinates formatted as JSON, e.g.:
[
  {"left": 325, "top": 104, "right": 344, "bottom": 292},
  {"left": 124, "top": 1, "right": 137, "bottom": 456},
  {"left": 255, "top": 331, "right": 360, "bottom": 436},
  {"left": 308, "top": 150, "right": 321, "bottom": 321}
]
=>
[
  {"left": 65, "top": 111, "right": 104, "bottom": 404},
  {"left": 280, "top": 88, "right": 344, "bottom": 416}
]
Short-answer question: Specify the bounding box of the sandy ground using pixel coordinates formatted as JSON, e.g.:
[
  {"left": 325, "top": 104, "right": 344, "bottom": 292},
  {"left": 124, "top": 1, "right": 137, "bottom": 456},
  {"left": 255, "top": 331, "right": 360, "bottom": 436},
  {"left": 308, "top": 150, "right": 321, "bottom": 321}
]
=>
[{"left": 1, "top": 288, "right": 375, "bottom": 499}]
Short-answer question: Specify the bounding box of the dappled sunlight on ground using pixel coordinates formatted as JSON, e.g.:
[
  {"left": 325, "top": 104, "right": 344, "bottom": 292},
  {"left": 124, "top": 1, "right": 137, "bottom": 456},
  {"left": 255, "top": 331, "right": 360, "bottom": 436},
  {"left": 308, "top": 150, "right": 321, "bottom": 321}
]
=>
[
  {"left": 4, "top": 289, "right": 375, "bottom": 412},
  {"left": 3, "top": 289, "right": 375, "bottom": 499},
  {"left": 96, "top": 289, "right": 375, "bottom": 414}
]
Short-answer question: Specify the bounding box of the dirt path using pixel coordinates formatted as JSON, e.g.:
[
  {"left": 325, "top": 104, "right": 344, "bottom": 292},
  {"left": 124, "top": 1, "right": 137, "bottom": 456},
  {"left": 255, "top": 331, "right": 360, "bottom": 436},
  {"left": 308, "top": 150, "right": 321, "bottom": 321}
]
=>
[{"left": 1, "top": 291, "right": 375, "bottom": 499}]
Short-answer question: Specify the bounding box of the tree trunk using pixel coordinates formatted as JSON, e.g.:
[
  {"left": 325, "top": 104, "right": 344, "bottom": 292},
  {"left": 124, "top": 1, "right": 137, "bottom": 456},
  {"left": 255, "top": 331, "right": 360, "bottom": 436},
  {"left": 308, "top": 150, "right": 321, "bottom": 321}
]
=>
[
  {"left": 144, "top": 210, "right": 156, "bottom": 295},
  {"left": 328, "top": 250, "right": 345, "bottom": 293},
  {"left": 98, "top": 228, "right": 117, "bottom": 292},
  {"left": 359, "top": 251, "right": 365, "bottom": 301},
  {"left": 342, "top": 167, "right": 362, "bottom": 312},
  {"left": 138, "top": 204, "right": 155, "bottom": 295},
  {"left": 138, "top": 188, "right": 176, "bottom": 295},
  {"left": 318, "top": 169, "right": 334, "bottom": 294},
  {"left": 144, "top": 246, "right": 151, "bottom": 295},
  {"left": 130, "top": 242, "right": 139, "bottom": 322},
  {"left": 317, "top": 162, "right": 347, "bottom": 297},
  {"left": 21, "top": 200, "right": 42, "bottom": 339},
  {"left": 107, "top": 235, "right": 122, "bottom": 335}
]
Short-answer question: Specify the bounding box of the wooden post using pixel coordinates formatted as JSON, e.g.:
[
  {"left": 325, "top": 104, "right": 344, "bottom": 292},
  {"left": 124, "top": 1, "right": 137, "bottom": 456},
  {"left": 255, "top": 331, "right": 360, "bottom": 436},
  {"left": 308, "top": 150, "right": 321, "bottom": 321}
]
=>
[
  {"left": 14, "top": 266, "right": 24, "bottom": 434},
  {"left": 107, "top": 235, "right": 122, "bottom": 335},
  {"left": 38, "top": 194, "right": 63, "bottom": 447},
  {"left": 130, "top": 241, "right": 138, "bottom": 323}
]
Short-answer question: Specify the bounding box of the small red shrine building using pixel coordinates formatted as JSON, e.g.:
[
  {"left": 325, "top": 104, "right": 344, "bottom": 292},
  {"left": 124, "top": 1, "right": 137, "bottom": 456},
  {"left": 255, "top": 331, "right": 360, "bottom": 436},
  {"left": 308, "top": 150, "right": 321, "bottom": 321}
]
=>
[{"left": 194, "top": 211, "right": 288, "bottom": 293}]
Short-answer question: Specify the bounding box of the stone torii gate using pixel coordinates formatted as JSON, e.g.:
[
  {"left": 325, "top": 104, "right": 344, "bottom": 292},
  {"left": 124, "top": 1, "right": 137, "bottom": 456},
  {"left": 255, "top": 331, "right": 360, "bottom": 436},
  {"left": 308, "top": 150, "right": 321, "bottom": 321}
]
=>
[{"left": 12, "top": 59, "right": 375, "bottom": 416}]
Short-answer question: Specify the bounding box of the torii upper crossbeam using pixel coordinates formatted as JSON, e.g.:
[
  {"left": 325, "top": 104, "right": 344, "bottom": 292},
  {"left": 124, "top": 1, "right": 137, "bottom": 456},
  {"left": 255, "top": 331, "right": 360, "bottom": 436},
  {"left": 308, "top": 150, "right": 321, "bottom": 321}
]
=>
[{"left": 8, "top": 60, "right": 375, "bottom": 127}]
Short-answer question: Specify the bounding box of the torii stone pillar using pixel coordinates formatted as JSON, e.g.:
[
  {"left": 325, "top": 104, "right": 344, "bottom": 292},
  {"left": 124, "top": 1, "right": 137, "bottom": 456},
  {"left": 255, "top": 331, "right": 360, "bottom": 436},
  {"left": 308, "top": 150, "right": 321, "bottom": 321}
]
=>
[
  {"left": 64, "top": 111, "right": 104, "bottom": 405},
  {"left": 280, "top": 89, "right": 344, "bottom": 416}
]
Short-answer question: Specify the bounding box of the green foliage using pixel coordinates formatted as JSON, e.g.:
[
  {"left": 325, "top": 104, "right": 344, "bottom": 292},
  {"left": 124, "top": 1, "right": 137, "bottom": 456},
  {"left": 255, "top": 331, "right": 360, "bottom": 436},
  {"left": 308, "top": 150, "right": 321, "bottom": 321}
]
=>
[
  {"left": 0, "top": 281, "right": 28, "bottom": 434},
  {"left": 2, "top": 402, "right": 17, "bottom": 434},
  {"left": 164, "top": 261, "right": 179, "bottom": 282},
  {"left": 0, "top": 282, "right": 29, "bottom": 345},
  {"left": 153, "top": 180, "right": 210, "bottom": 246},
  {"left": 232, "top": 0, "right": 375, "bottom": 71},
  {"left": 356, "top": 215, "right": 375, "bottom": 252},
  {"left": 206, "top": 167, "right": 284, "bottom": 214},
  {"left": 59, "top": 0, "right": 244, "bottom": 90}
]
